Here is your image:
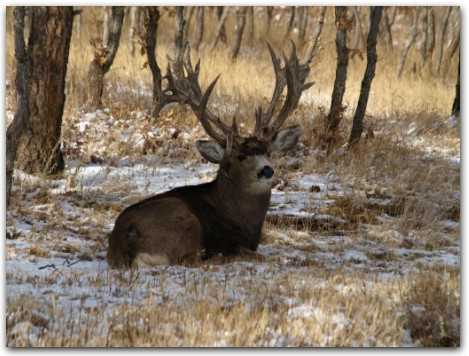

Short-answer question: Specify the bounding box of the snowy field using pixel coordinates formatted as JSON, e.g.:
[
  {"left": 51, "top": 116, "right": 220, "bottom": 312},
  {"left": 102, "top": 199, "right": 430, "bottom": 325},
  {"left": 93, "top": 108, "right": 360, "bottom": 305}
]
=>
[{"left": 6, "top": 154, "right": 460, "bottom": 346}]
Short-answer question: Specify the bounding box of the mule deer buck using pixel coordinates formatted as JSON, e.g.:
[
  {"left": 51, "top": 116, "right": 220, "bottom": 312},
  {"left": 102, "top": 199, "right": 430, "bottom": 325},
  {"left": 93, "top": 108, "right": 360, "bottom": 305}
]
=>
[{"left": 108, "top": 43, "right": 313, "bottom": 268}]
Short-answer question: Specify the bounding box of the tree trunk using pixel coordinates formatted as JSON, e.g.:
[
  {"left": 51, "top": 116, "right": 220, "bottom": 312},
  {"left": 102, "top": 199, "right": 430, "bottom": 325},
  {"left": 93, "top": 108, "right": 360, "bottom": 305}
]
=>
[
  {"left": 327, "top": 7, "right": 349, "bottom": 135},
  {"left": 7, "top": 7, "right": 29, "bottom": 206},
  {"left": 352, "top": 7, "right": 366, "bottom": 50},
  {"left": 397, "top": 8, "right": 420, "bottom": 78},
  {"left": 129, "top": 7, "right": 141, "bottom": 56},
  {"left": 349, "top": 7, "right": 383, "bottom": 146},
  {"left": 87, "top": 6, "right": 124, "bottom": 109},
  {"left": 143, "top": 7, "right": 165, "bottom": 118},
  {"left": 306, "top": 7, "right": 327, "bottom": 63},
  {"left": 193, "top": 6, "right": 204, "bottom": 52},
  {"left": 436, "top": 6, "right": 453, "bottom": 74},
  {"left": 231, "top": 7, "right": 247, "bottom": 60},
  {"left": 174, "top": 6, "right": 187, "bottom": 78},
  {"left": 265, "top": 6, "right": 273, "bottom": 37},
  {"left": 297, "top": 7, "right": 308, "bottom": 44},
  {"left": 247, "top": 6, "right": 255, "bottom": 44},
  {"left": 212, "top": 6, "right": 229, "bottom": 49},
  {"left": 381, "top": 7, "right": 394, "bottom": 50},
  {"left": 451, "top": 57, "right": 460, "bottom": 117},
  {"left": 13, "top": 6, "right": 74, "bottom": 177},
  {"left": 285, "top": 6, "right": 296, "bottom": 39}
]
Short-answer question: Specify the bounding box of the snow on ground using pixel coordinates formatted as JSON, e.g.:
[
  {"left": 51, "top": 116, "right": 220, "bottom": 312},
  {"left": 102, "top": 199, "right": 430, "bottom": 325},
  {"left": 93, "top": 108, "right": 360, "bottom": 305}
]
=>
[{"left": 6, "top": 156, "right": 460, "bottom": 346}]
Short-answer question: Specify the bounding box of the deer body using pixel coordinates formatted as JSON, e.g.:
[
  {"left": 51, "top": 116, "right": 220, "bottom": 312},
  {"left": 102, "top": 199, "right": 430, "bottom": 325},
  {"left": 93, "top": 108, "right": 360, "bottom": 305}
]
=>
[{"left": 107, "top": 43, "right": 312, "bottom": 268}]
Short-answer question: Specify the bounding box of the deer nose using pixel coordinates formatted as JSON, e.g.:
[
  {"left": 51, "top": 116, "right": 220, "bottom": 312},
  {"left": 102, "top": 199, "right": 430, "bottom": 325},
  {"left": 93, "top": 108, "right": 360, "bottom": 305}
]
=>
[{"left": 258, "top": 165, "right": 274, "bottom": 179}]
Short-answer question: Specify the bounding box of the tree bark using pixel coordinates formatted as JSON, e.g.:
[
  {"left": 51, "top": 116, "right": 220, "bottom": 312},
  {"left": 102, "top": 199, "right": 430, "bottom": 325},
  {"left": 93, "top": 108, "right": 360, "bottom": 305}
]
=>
[
  {"left": 231, "top": 7, "right": 247, "bottom": 60},
  {"left": 349, "top": 7, "right": 383, "bottom": 146},
  {"left": 327, "top": 7, "right": 350, "bottom": 134},
  {"left": 143, "top": 7, "right": 165, "bottom": 118},
  {"left": 436, "top": 6, "right": 453, "bottom": 74},
  {"left": 247, "top": 6, "right": 255, "bottom": 44},
  {"left": 87, "top": 6, "right": 124, "bottom": 109},
  {"left": 297, "top": 7, "right": 308, "bottom": 44},
  {"left": 397, "top": 8, "right": 420, "bottom": 78},
  {"left": 381, "top": 7, "right": 394, "bottom": 50},
  {"left": 211, "top": 6, "right": 229, "bottom": 49},
  {"left": 13, "top": 6, "right": 74, "bottom": 177},
  {"left": 265, "top": 6, "right": 273, "bottom": 37},
  {"left": 284, "top": 6, "right": 296, "bottom": 39},
  {"left": 174, "top": 6, "right": 187, "bottom": 79},
  {"left": 193, "top": 6, "right": 204, "bottom": 52},
  {"left": 7, "top": 7, "right": 29, "bottom": 206},
  {"left": 128, "top": 7, "right": 141, "bottom": 57},
  {"left": 451, "top": 57, "right": 460, "bottom": 117},
  {"left": 305, "top": 7, "right": 327, "bottom": 63},
  {"left": 352, "top": 7, "right": 366, "bottom": 50}
]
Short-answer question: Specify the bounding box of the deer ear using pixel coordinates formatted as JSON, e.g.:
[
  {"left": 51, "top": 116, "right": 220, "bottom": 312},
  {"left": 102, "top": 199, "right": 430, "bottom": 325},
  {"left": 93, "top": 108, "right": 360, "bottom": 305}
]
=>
[
  {"left": 270, "top": 125, "right": 301, "bottom": 152},
  {"left": 196, "top": 140, "right": 225, "bottom": 163}
]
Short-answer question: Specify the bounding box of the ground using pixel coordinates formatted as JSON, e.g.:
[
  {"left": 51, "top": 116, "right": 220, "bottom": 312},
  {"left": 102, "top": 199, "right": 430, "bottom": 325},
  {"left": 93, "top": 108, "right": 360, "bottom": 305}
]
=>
[
  {"left": 5, "top": 7, "right": 460, "bottom": 347},
  {"left": 5, "top": 107, "right": 460, "bottom": 347}
]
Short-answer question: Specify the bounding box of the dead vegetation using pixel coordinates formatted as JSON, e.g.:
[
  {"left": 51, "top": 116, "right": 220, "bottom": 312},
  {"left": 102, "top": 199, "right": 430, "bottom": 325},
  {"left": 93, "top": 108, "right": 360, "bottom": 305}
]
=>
[{"left": 5, "top": 6, "right": 460, "bottom": 347}]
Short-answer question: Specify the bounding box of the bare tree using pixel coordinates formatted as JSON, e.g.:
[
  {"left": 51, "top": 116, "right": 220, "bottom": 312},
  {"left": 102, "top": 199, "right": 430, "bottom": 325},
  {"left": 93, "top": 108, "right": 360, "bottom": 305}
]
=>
[
  {"left": 380, "top": 7, "right": 394, "bottom": 50},
  {"left": 297, "top": 7, "right": 308, "bottom": 44},
  {"left": 8, "top": 6, "right": 74, "bottom": 201},
  {"left": 284, "top": 6, "right": 296, "bottom": 39},
  {"left": 305, "top": 7, "right": 327, "bottom": 63},
  {"left": 128, "top": 7, "right": 141, "bottom": 56},
  {"left": 265, "top": 6, "right": 273, "bottom": 37},
  {"left": 352, "top": 7, "right": 366, "bottom": 50},
  {"left": 451, "top": 57, "right": 460, "bottom": 117},
  {"left": 87, "top": 6, "right": 124, "bottom": 109},
  {"left": 212, "top": 6, "right": 229, "bottom": 49},
  {"left": 326, "top": 7, "right": 350, "bottom": 139},
  {"left": 397, "top": 8, "right": 421, "bottom": 78},
  {"left": 349, "top": 7, "right": 383, "bottom": 146},
  {"left": 247, "top": 6, "right": 255, "bottom": 44},
  {"left": 231, "top": 7, "right": 247, "bottom": 60},
  {"left": 193, "top": 6, "right": 204, "bottom": 52},
  {"left": 436, "top": 6, "right": 453, "bottom": 74},
  {"left": 173, "top": 6, "right": 187, "bottom": 78}
]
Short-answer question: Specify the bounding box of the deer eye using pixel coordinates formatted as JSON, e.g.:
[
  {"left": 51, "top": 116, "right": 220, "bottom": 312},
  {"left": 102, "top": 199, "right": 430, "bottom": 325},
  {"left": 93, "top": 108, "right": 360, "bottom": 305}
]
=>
[{"left": 237, "top": 154, "right": 246, "bottom": 161}]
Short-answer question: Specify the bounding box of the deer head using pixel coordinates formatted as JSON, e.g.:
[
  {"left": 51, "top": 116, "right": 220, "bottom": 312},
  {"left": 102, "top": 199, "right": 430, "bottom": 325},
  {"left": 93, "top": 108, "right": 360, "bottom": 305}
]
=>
[{"left": 165, "top": 42, "right": 313, "bottom": 195}]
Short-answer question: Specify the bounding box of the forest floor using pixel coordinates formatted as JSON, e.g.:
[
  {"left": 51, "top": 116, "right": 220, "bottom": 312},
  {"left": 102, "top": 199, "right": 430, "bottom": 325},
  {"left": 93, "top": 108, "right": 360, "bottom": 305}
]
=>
[{"left": 5, "top": 101, "right": 460, "bottom": 347}]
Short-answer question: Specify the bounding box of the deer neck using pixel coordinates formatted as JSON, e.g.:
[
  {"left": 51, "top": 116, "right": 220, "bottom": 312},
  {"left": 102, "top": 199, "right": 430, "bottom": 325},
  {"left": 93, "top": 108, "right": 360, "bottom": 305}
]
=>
[{"left": 211, "top": 170, "right": 271, "bottom": 228}]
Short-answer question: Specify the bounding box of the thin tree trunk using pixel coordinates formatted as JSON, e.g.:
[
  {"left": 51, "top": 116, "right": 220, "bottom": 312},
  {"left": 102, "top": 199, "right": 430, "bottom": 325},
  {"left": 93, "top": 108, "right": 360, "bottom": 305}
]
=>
[
  {"left": 297, "top": 7, "right": 308, "bottom": 44},
  {"left": 13, "top": 6, "right": 74, "bottom": 177},
  {"left": 247, "top": 6, "right": 255, "bottom": 44},
  {"left": 396, "top": 8, "right": 420, "bottom": 78},
  {"left": 129, "top": 7, "right": 140, "bottom": 56},
  {"left": 436, "top": 6, "right": 453, "bottom": 74},
  {"left": 174, "top": 6, "right": 187, "bottom": 78},
  {"left": 327, "top": 7, "right": 349, "bottom": 135},
  {"left": 451, "top": 57, "right": 460, "bottom": 117},
  {"left": 265, "top": 6, "right": 273, "bottom": 37},
  {"left": 102, "top": 7, "right": 110, "bottom": 46},
  {"left": 285, "top": 6, "right": 296, "bottom": 39},
  {"left": 193, "top": 6, "right": 204, "bottom": 52},
  {"left": 305, "top": 7, "right": 327, "bottom": 63},
  {"left": 352, "top": 7, "right": 366, "bottom": 50},
  {"left": 231, "top": 7, "right": 247, "bottom": 60},
  {"left": 143, "top": 7, "right": 165, "bottom": 118},
  {"left": 212, "top": 6, "right": 229, "bottom": 49},
  {"left": 349, "top": 7, "right": 383, "bottom": 146},
  {"left": 7, "top": 7, "right": 28, "bottom": 206},
  {"left": 87, "top": 6, "right": 124, "bottom": 109}
]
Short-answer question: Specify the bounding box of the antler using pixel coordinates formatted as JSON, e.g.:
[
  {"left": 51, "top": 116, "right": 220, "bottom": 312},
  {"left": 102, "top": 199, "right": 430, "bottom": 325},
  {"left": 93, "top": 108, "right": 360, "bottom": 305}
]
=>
[
  {"left": 165, "top": 47, "right": 236, "bottom": 146},
  {"left": 254, "top": 42, "right": 314, "bottom": 141}
]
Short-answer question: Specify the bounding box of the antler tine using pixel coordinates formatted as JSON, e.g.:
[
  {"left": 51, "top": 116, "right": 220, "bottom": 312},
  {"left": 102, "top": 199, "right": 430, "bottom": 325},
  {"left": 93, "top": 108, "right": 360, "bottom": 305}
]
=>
[
  {"left": 265, "top": 41, "right": 314, "bottom": 135},
  {"left": 165, "top": 49, "right": 234, "bottom": 145},
  {"left": 259, "top": 42, "right": 288, "bottom": 130}
]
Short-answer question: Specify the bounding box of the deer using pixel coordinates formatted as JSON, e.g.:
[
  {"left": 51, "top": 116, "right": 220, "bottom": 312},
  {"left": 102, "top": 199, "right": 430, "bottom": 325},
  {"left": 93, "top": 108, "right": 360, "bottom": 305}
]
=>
[{"left": 107, "top": 43, "right": 313, "bottom": 268}]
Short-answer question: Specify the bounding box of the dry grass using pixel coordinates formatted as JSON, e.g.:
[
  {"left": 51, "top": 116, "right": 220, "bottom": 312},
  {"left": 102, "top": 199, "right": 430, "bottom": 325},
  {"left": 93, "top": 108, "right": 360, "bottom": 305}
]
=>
[{"left": 5, "top": 6, "right": 460, "bottom": 348}]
